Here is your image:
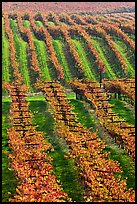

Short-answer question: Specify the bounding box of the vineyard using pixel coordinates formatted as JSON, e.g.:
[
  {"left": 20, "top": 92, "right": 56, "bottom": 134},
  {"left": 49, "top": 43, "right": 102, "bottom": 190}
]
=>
[{"left": 2, "top": 3, "right": 135, "bottom": 202}]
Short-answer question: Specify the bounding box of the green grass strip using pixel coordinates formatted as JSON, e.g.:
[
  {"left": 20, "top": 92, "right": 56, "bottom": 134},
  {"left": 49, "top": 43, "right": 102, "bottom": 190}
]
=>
[
  {"left": 22, "top": 20, "right": 52, "bottom": 81},
  {"left": 2, "top": 97, "right": 12, "bottom": 103},
  {"left": 112, "top": 36, "right": 135, "bottom": 67},
  {"left": 109, "top": 99, "right": 135, "bottom": 125},
  {"left": 2, "top": 18, "right": 10, "bottom": 82},
  {"left": 111, "top": 36, "right": 135, "bottom": 78},
  {"left": 9, "top": 19, "right": 31, "bottom": 89},
  {"left": 91, "top": 37, "right": 116, "bottom": 79},
  {"left": 2, "top": 95, "right": 45, "bottom": 103},
  {"left": 72, "top": 39, "right": 96, "bottom": 81},
  {"left": 52, "top": 39, "right": 72, "bottom": 81},
  {"left": 34, "top": 39, "right": 51, "bottom": 81},
  {"left": 91, "top": 36, "right": 123, "bottom": 78},
  {"left": 34, "top": 20, "right": 43, "bottom": 27},
  {"left": 2, "top": 102, "right": 18, "bottom": 202},
  {"left": 69, "top": 99, "right": 97, "bottom": 131},
  {"left": 22, "top": 20, "right": 30, "bottom": 28},
  {"left": 47, "top": 21, "right": 55, "bottom": 25},
  {"left": 66, "top": 92, "right": 76, "bottom": 99}
]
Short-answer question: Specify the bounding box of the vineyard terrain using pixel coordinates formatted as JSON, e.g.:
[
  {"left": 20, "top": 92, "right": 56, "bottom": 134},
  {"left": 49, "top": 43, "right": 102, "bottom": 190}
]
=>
[{"left": 2, "top": 4, "right": 135, "bottom": 202}]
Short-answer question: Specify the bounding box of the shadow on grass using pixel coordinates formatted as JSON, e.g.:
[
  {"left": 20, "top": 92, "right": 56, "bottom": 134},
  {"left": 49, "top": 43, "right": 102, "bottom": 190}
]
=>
[
  {"left": 69, "top": 99, "right": 97, "bottom": 131},
  {"left": 109, "top": 99, "right": 135, "bottom": 125}
]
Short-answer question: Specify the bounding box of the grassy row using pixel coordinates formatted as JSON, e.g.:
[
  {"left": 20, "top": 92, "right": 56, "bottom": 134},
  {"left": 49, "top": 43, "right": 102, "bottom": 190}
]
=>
[
  {"left": 34, "top": 20, "right": 43, "bottom": 27},
  {"left": 111, "top": 36, "right": 135, "bottom": 78},
  {"left": 22, "top": 19, "right": 30, "bottom": 28},
  {"left": 23, "top": 20, "right": 52, "bottom": 81},
  {"left": 91, "top": 37, "right": 116, "bottom": 79},
  {"left": 69, "top": 99, "right": 97, "bottom": 131},
  {"left": 34, "top": 20, "right": 74, "bottom": 81},
  {"left": 2, "top": 18, "right": 10, "bottom": 82},
  {"left": 92, "top": 34, "right": 135, "bottom": 78},
  {"left": 9, "top": 19, "right": 31, "bottom": 89},
  {"left": 47, "top": 21, "right": 55, "bottom": 26},
  {"left": 52, "top": 39, "right": 72, "bottom": 81},
  {"left": 2, "top": 95, "right": 45, "bottom": 103},
  {"left": 114, "top": 42, "right": 134, "bottom": 78},
  {"left": 109, "top": 99, "right": 135, "bottom": 126},
  {"left": 33, "top": 40, "right": 51, "bottom": 80},
  {"left": 33, "top": 21, "right": 52, "bottom": 81},
  {"left": 90, "top": 35, "right": 124, "bottom": 78},
  {"left": 72, "top": 39, "right": 97, "bottom": 81}
]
